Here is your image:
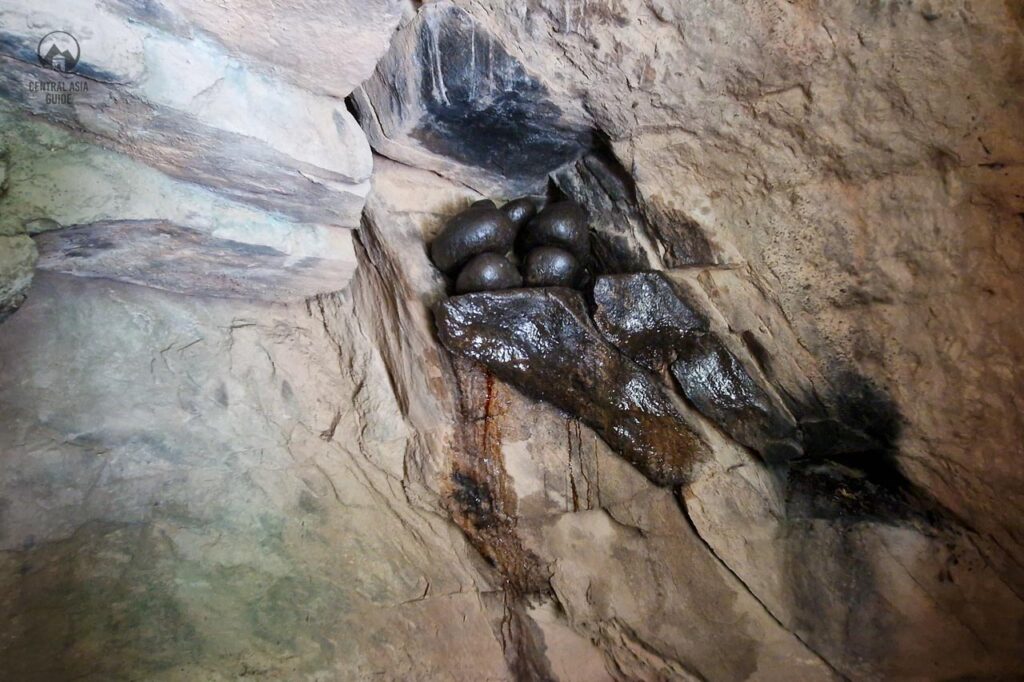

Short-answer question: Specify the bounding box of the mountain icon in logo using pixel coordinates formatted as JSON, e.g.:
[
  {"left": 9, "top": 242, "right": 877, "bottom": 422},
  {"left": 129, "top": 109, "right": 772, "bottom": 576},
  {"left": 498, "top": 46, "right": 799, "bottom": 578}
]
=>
[{"left": 37, "top": 31, "right": 80, "bottom": 73}]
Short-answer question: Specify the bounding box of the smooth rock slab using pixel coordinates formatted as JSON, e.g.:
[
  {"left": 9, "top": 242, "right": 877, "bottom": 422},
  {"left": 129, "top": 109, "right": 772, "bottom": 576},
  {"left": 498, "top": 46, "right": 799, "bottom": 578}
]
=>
[
  {"left": 34, "top": 220, "right": 355, "bottom": 301},
  {"left": 435, "top": 288, "right": 708, "bottom": 486},
  {"left": 673, "top": 334, "right": 801, "bottom": 463},
  {"left": 592, "top": 272, "right": 708, "bottom": 369},
  {"left": 593, "top": 272, "right": 798, "bottom": 463}
]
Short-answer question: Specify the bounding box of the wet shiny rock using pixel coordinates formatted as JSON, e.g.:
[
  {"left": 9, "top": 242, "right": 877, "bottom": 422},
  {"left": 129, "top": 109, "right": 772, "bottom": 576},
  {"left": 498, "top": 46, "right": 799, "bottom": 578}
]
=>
[
  {"left": 454, "top": 253, "right": 523, "bottom": 293},
  {"left": 500, "top": 197, "right": 539, "bottom": 230},
  {"left": 523, "top": 246, "right": 582, "bottom": 288},
  {"left": 518, "top": 201, "right": 590, "bottom": 261},
  {"left": 429, "top": 203, "right": 517, "bottom": 274},
  {"left": 593, "top": 272, "right": 708, "bottom": 370},
  {"left": 593, "top": 271, "right": 799, "bottom": 463},
  {"left": 435, "top": 288, "right": 708, "bottom": 486}
]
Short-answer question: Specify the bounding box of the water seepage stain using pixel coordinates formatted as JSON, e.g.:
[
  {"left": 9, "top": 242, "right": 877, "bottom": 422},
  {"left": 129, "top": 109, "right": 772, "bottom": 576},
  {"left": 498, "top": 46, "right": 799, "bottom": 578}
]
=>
[{"left": 446, "top": 358, "right": 549, "bottom": 595}]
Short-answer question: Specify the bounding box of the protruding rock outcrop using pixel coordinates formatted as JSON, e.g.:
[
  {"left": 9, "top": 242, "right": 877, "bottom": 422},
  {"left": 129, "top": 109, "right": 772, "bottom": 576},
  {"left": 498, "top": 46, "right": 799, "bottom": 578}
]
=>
[
  {"left": 593, "top": 272, "right": 799, "bottom": 463},
  {"left": 350, "top": 2, "right": 593, "bottom": 195},
  {"left": 435, "top": 287, "right": 708, "bottom": 486}
]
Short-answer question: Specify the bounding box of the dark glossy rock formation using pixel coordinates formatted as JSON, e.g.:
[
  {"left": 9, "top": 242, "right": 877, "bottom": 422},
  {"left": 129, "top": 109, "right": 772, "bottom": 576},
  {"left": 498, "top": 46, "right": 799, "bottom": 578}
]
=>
[
  {"left": 500, "top": 197, "right": 539, "bottom": 230},
  {"left": 471, "top": 199, "right": 496, "bottom": 208},
  {"left": 435, "top": 288, "right": 708, "bottom": 486},
  {"left": 454, "top": 253, "right": 523, "bottom": 294},
  {"left": 592, "top": 272, "right": 708, "bottom": 369},
  {"left": 429, "top": 203, "right": 516, "bottom": 274},
  {"left": 673, "top": 334, "right": 800, "bottom": 463},
  {"left": 518, "top": 201, "right": 591, "bottom": 262},
  {"left": 593, "top": 272, "right": 799, "bottom": 463},
  {"left": 523, "top": 247, "right": 582, "bottom": 288}
]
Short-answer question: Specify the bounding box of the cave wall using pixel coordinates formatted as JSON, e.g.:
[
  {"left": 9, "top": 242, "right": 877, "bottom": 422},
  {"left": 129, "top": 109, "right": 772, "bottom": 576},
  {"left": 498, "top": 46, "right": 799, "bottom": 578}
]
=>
[{"left": 0, "top": 0, "right": 1022, "bottom": 680}]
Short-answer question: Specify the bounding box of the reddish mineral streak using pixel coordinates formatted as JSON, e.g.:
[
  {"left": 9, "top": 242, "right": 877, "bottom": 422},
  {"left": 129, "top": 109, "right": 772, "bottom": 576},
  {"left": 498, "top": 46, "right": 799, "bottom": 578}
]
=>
[
  {"left": 482, "top": 370, "right": 495, "bottom": 450},
  {"left": 446, "top": 358, "right": 548, "bottom": 596},
  {"left": 566, "top": 418, "right": 580, "bottom": 512}
]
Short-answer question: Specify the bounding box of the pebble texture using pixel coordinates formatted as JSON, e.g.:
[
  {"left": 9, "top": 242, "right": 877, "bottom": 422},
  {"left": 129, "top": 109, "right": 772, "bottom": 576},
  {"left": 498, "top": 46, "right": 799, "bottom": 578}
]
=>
[
  {"left": 500, "top": 197, "right": 540, "bottom": 230},
  {"left": 523, "top": 246, "right": 582, "bottom": 288},
  {"left": 518, "top": 201, "right": 591, "bottom": 261}
]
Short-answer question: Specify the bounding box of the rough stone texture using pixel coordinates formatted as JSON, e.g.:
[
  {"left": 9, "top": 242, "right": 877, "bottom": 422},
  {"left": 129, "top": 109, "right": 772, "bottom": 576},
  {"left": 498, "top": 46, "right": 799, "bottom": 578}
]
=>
[
  {"left": 451, "top": 2, "right": 1024, "bottom": 599},
  {"left": 351, "top": 1, "right": 593, "bottom": 195},
  {"left": 1, "top": 0, "right": 1023, "bottom": 679},
  {"left": 0, "top": 234, "right": 36, "bottom": 322},
  {"left": 365, "top": 158, "right": 839, "bottom": 679},
  {"left": 0, "top": 0, "right": 386, "bottom": 300},
  {"left": 436, "top": 287, "right": 709, "bottom": 486},
  {"left": 0, "top": 272, "right": 510, "bottom": 680}
]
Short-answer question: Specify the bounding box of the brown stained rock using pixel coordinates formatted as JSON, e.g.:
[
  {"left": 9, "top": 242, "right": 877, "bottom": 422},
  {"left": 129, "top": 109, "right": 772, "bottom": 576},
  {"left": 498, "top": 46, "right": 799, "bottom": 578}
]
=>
[
  {"left": 447, "top": 358, "right": 550, "bottom": 595},
  {"left": 435, "top": 288, "right": 709, "bottom": 487},
  {"left": 593, "top": 271, "right": 799, "bottom": 464}
]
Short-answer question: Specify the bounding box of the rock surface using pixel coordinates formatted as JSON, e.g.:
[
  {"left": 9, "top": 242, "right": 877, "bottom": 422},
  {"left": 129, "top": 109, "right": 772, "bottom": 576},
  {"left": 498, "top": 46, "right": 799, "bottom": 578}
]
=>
[
  {"left": 350, "top": 1, "right": 593, "bottom": 194},
  {"left": 436, "top": 287, "right": 709, "bottom": 486},
  {"left": 429, "top": 202, "right": 517, "bottom": 273},
  {"left": 0, "top": 0, "right": 1023, "bottom": 679},
  {"left": 593, "top": 272, "right": 798, "bottom": 463},
  {"left": 0, "top": 0, "right": 384, "bottom": 300},
  {"left": 523, "top": 246, "right": 582, "bottom": 288},
  {"left": 454, "top": 252, "right": 522, "bottom": 293},
  {"left": 518, "top": 201, "right": 591, "bottom": 262}
]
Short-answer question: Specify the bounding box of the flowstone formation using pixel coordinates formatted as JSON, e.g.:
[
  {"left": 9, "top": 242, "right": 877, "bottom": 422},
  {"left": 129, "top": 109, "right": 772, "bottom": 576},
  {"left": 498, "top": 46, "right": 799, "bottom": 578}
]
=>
[{"left": 430, "top": 198, "right": 793, "bottom": 486}]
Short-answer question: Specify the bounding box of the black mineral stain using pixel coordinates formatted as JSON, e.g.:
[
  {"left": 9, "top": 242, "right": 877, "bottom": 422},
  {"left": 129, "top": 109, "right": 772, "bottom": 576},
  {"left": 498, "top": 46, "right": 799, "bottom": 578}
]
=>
[
  {"left": 410, "top": 6, "right": 592, "bottom": 185},
  {"left": 783, "top": 371, "right": 937, "bottom": 525}
]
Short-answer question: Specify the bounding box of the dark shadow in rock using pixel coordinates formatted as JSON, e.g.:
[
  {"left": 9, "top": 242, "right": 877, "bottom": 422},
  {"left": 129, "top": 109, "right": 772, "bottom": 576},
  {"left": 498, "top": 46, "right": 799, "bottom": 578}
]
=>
[
  {"left": 554, "top": 139, "right": 721, "bottom": 269},
  {"left": 553, "top": 144, "right": 653, "bottom": 274},
  {"left": 410, "top": 5, "right": 593, "bottom": 188},
  {"left": 783, "top": 371, "right": 932, "bottom": 525},
  {"left": 436, "top": 288, "right": 709, "bottom": 487}
]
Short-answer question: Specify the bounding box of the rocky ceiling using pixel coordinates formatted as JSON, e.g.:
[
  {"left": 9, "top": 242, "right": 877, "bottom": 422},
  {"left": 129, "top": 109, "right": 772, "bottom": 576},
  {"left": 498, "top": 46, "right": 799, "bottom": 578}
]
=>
[{"left": 0, "top": 0, "right": 1022, "bottom": 680}]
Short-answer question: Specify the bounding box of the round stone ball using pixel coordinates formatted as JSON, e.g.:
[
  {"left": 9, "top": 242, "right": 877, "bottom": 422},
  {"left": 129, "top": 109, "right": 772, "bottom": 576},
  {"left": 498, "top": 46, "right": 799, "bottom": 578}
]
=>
[
  {"left": 518, "top": 201, "right": 590, "bottom": 262},
  {"left": 500, "top": 197, "right": 539, "bottom": 230},
  {"left": 430, "top": 204, "right": 517, "bottom": 274},
  {"left": 524, "top": 247, "right": 582, "bottom": 288},
  {"left": 455, "top": 253, "right": 524, "bottom": 294}
]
